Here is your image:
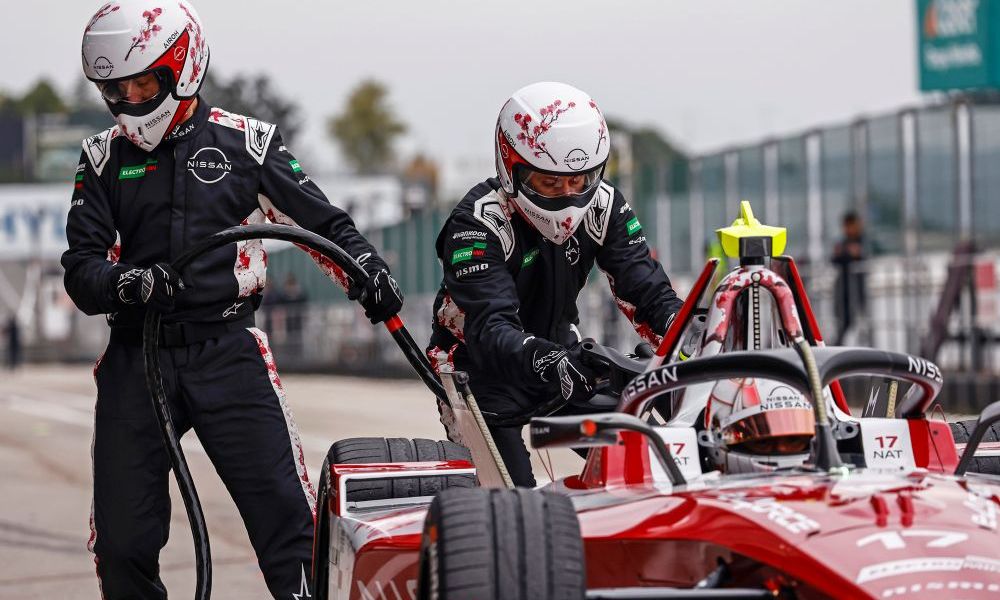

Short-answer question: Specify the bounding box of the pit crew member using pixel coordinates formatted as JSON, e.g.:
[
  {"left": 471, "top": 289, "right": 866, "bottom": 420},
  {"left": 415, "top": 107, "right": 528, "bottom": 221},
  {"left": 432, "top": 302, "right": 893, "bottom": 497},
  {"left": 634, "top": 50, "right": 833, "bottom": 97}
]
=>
[
  {"left": 427, "top": 81, "right": 683, "bottom": 487},
  {"left": 64, "top": 1, "right": 401, "bottom": 597}
]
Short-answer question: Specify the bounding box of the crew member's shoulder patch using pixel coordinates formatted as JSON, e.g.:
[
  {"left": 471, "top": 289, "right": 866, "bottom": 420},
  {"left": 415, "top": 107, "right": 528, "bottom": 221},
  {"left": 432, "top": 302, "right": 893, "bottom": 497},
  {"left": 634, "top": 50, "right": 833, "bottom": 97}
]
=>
[
  {"left": 244, "top": 117, "right": 277, "bottom": 166},
  {"left": 583, "top": 181, "right": 615, "bottom": 245},
  {"left": 207, "top": 107, "right": 248, "bottom": 132},
  {"left": 472, "top": 191, "right": 516, "bottom": 260},
  {"left": 81, "top": 125, "right": 121, "bottom": 177}
]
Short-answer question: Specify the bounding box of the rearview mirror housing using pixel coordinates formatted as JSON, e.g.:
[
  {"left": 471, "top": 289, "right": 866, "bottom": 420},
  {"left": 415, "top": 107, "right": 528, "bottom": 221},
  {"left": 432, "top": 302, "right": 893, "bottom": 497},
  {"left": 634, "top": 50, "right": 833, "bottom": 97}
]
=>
[
  {"left": 530, "top": 413, "right": 687, "bottom": 485},
  {"left": 529, "top": 415, "right": 620, "bottom": 449}
]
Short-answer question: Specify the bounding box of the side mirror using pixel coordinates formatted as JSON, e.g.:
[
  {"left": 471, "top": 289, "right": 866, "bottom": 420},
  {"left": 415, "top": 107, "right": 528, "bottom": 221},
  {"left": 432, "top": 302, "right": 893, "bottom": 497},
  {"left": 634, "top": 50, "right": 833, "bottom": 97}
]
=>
[
  {"left": 955, "top": 400, "right": 1000, "bottom": 476},
  {"left": 530, "top": 413, "right": 687, "bottom": 486}
]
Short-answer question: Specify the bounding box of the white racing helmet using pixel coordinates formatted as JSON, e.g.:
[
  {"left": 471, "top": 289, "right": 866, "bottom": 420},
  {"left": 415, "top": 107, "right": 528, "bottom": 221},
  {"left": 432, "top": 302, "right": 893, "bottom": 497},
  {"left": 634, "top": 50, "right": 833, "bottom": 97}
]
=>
[
  {"left": 495, "top": 82, "right": 610, "bottom": 245},
  {"left": 704, "top": 377, "right": 815, "bottom": 473},
  {"left": 82, "top": 0, "right": 210, "bottom": 151}
]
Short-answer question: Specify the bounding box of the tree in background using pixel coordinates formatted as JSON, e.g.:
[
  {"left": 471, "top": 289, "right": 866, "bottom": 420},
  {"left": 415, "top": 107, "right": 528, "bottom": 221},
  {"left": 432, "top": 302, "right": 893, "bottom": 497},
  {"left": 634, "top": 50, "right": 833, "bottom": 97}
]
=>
[
  {"left": 200, "top": 71, "right": 302, "bottom": 144},
  {"left": 328, "top": 80, "right": 407, "bottom": 175},
  {"left": 7, "top": 79, "right": 68, "bottom": 116}
]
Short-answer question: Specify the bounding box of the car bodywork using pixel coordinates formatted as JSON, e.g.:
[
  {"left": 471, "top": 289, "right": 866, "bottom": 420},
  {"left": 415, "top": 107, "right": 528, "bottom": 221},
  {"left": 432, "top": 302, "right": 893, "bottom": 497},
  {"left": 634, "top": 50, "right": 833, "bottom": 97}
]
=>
[{"left": 313, "top": 214, "right": 1000, "bottom": 599}]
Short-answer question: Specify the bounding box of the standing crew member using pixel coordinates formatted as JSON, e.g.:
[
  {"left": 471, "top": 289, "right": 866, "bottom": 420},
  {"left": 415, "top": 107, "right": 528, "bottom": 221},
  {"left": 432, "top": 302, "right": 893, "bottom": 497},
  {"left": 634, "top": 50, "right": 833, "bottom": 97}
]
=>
[
  {"left": 65, "top": 2, "right": 402, "bottom": 598},
  {"left": 427, "top": 82, "right": 683, "bottom": 487}
]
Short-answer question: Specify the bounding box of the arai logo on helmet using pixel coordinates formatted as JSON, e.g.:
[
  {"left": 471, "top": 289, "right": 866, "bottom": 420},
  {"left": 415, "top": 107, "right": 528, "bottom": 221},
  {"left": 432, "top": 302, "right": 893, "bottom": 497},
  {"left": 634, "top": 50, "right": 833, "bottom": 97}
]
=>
[
  {"left": 93, "top": 56, "right": 114, "bottom": 79},
  {"left": 563, "top": 148, "right": 590, "bottom": 171},
  {"left": 186, "top": 147, "right": 232, "bottom": 184}
]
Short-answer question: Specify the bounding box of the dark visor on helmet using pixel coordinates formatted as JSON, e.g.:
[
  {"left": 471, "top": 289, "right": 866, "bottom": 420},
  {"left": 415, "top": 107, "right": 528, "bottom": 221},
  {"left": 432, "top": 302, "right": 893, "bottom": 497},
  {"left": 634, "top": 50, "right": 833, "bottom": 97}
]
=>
[
  {"left": 515, "top": 163, "right": 605, "bottom": 210},
  {"left": 95, "top": 67, "right": 171, "bottom": 105}
]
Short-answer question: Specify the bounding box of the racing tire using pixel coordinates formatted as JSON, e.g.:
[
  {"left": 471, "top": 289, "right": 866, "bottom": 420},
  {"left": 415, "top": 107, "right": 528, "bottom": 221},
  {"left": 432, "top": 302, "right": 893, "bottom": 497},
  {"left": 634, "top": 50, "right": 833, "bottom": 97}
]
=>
[
  {"left": 950, "top": 419, "right": 1000, "bottom": 475},
  {"left": 330, "top": 437, "right": 476, "bottom": 502},
  {"left": 312, "top": 438, "right": 475, "bottom": 599},
  {"left": 417, "top": 488, "right": 585, "bottom": 600}
]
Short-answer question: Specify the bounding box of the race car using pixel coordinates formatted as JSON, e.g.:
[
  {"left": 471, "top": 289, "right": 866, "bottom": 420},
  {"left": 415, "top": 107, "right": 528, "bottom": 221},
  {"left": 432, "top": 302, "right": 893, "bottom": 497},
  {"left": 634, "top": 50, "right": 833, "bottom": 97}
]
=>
[
  {"left": 145, "top": 209, "right": 1000, "bottom": 599},
  {"left": 307, "top": 203, "right": 1000, "bottom": 599}
]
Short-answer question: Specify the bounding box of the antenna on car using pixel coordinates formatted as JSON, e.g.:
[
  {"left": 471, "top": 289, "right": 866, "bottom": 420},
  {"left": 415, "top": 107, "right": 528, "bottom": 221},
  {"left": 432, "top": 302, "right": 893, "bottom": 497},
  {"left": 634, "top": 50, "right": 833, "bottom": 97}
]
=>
[{"left": 717, "top": 202, "right": 844, "bottom": 472}]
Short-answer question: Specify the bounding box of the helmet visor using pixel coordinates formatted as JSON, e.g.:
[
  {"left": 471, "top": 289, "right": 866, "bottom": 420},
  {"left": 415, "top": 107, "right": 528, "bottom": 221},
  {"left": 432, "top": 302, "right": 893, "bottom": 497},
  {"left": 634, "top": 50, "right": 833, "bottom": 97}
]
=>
[
  {"left": 517, "top": 164, "right": 603, "bottom": 203},
  {"left": 723, "top": 408, "right": 815, "bottom": 455},
  {"left": 95, "top": 69, "right": 169, "bottom": 105}
]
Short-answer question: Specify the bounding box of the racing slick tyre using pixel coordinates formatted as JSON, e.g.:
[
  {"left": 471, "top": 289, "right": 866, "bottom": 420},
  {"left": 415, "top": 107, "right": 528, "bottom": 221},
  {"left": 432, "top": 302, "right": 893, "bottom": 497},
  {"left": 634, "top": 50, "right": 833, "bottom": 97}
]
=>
[
  {"left": 330, "top": 437, "right": 476, "bottom": 502},
  {"left": 950, "top": 419, "right": 1000, "bottom": 475},
  {"left": 417, "top": 488, "right": 585, "bottom": 600}
]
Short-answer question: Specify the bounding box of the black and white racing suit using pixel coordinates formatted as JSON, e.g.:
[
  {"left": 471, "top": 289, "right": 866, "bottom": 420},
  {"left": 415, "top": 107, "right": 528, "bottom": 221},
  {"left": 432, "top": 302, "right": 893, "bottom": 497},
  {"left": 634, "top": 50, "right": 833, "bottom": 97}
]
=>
[
  {"left": 62, "top": 99, "right": 389, "bottom": 600},
  {"left": 427, "top": 178, "right": 683, "bottom": 486}
]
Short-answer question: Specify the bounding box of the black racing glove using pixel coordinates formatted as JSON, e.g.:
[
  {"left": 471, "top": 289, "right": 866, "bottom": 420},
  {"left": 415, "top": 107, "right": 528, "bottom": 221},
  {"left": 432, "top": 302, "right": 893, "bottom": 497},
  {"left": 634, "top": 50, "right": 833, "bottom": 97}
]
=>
[
  {"left": 116, "top": 262, "right": 186, "bottom": 313},
  {"left": 348, "top": 267, "right": 403, "bottom": 324},
  {"left": 524, "top": 338, "right": 601, "bottom": 406}
]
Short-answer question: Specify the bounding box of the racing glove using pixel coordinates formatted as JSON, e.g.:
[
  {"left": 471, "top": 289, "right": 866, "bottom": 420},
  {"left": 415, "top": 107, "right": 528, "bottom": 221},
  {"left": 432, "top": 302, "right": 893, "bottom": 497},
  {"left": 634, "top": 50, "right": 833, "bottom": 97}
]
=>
[
  {"left": 348, "top": 267, "right": 403, "bottom": 324},
  {"left": 116, "top": 262, "right": 186, "bottom": 313},
  {"left": 524, "top": 338, "right": 601, "bottom": 406}
]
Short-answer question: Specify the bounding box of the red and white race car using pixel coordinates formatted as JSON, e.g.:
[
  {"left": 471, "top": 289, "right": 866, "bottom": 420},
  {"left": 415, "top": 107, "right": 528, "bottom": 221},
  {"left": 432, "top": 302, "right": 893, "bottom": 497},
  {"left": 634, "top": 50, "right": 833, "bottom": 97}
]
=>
[
  {"left": 308, "top": 205, "right": 1000, "bottom": 600},
  {"left": 149, "top": 212, "right": 1000, "bottom": 600}
]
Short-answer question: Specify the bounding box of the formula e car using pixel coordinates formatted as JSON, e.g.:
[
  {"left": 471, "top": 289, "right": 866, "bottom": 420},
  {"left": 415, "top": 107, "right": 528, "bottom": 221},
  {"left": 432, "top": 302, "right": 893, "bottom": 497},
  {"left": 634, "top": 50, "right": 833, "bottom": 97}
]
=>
[{"left": 147, "top": 205, "right": 1000, "bottom": 600}]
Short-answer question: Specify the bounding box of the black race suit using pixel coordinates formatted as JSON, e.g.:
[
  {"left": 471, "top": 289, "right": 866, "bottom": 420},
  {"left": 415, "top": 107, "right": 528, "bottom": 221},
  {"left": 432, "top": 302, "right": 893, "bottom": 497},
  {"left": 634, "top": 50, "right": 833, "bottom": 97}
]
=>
[
  {"left": 63, "top": 99, "right": 387, "bottom": 600},
  {"left": 427, "top": 178, "right": 683, "bottom": 486}
]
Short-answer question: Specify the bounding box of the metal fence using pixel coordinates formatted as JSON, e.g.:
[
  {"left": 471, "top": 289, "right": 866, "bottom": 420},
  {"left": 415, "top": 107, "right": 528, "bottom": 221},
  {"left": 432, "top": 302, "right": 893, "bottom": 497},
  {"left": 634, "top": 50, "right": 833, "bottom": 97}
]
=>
[
  {"left": 251, "top": 98, "right": 1000, "bottom": 376},
  {"left": 11, "top": 99, "right": 1000, "bottom": 383}
]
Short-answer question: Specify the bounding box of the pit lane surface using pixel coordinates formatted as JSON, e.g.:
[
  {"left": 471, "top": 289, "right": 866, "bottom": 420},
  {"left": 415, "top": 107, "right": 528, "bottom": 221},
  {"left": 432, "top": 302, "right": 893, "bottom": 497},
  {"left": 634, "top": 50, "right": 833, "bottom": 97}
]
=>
[{"left": 0, "top": 365, "right": 582, "bottom": 599}]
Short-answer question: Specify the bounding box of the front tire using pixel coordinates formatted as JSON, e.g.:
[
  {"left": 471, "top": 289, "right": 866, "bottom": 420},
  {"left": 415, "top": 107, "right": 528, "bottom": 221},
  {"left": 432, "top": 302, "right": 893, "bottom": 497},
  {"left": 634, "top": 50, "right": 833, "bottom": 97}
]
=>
[{"left": 418, "top": 488, "right": 585, "bottom": 600}]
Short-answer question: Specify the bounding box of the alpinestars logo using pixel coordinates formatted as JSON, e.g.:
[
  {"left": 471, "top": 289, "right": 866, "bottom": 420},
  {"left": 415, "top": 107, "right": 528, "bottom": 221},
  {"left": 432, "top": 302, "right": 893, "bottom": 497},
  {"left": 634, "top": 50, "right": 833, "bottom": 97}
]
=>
[
  {"left": 86, "top": 134, "right": 109, "bottom": 167},
  {"left": 223, "top": 301, "right": 244, "bottom": 318},
  {"left": 245, "top": 118, "right": 276, "bottom": 164},
  {"left": 292, "top": 563, "right": 311, "bottom": 599}
]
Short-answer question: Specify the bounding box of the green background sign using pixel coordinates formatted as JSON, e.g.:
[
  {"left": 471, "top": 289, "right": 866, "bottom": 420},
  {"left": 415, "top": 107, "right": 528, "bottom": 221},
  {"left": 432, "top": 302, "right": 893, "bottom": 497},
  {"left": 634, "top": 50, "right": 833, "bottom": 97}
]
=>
[{"left": 917, "top": 0, "right": 1000, "bottom": 91}]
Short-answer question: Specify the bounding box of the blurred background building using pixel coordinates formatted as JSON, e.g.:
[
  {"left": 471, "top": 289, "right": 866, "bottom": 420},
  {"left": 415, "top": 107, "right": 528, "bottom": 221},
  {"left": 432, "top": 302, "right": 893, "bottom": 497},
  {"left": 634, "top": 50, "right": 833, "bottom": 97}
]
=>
[{"left": 3, "top": 0, "right": 1000, "bottom": 408}]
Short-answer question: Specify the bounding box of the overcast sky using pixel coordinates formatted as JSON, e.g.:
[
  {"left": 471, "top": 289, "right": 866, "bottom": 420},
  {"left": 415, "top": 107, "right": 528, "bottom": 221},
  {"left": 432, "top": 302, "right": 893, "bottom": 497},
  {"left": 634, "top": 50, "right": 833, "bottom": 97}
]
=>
[{"left": 5, "top": 0, "right": 925, "bottom": 169}]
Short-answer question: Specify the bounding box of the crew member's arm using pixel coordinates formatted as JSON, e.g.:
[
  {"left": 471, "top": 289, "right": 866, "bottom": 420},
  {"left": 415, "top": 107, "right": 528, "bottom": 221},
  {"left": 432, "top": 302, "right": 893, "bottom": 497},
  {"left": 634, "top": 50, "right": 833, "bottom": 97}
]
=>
[
  {"left": 258, "top": 127, "right": 401, "bottom": 321},
  {"left": 596, "top": 191, "right": 683, "bottom": 345},
  {"left": 61, "top": 151, "right": 131, "bottom": 315},
  {"left": 258, "top": 127, "right": 389, "bottom": 275},
  {"left": 442, "top": 212, "right": 571, "bottom": 387}
]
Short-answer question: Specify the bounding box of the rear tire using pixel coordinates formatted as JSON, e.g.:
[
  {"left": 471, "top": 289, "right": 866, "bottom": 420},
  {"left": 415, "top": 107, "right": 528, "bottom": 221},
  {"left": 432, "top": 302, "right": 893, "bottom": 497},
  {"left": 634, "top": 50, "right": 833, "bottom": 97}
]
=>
[
  {"left": 329, "top": 437, "right": 475, "bottom": 502},
  {"left": 417, "top": 488, "right": 585, "bottom": 600},
  {"left": 313, "top": 437, "right": 475, "bottom": 599},
  {"left": 950, "top": 420, "right": 1000, "bottom": 475}
]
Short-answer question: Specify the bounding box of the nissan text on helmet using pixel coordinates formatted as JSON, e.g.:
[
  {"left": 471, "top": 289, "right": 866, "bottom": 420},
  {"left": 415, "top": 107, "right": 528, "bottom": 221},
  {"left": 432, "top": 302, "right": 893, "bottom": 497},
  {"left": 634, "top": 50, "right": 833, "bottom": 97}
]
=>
[
  {"left": 82, "top": 0, "right": 210, "bottom": 152},
  {"left": 705, "top": 377, "right": 816, "bottom": 474},
  {"left": 495, "top": 82, "right": 611, "bottom": 245}
]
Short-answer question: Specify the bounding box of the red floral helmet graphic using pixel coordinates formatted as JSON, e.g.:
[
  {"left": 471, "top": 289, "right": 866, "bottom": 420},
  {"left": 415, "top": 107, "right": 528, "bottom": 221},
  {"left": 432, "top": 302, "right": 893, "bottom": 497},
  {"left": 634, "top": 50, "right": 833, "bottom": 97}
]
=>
[
  {"left": 495, "top": 82, "right": 610, "bottom": 245},
  {"left": 82, "top": 0, "right": 210, "bottom": 151}
]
